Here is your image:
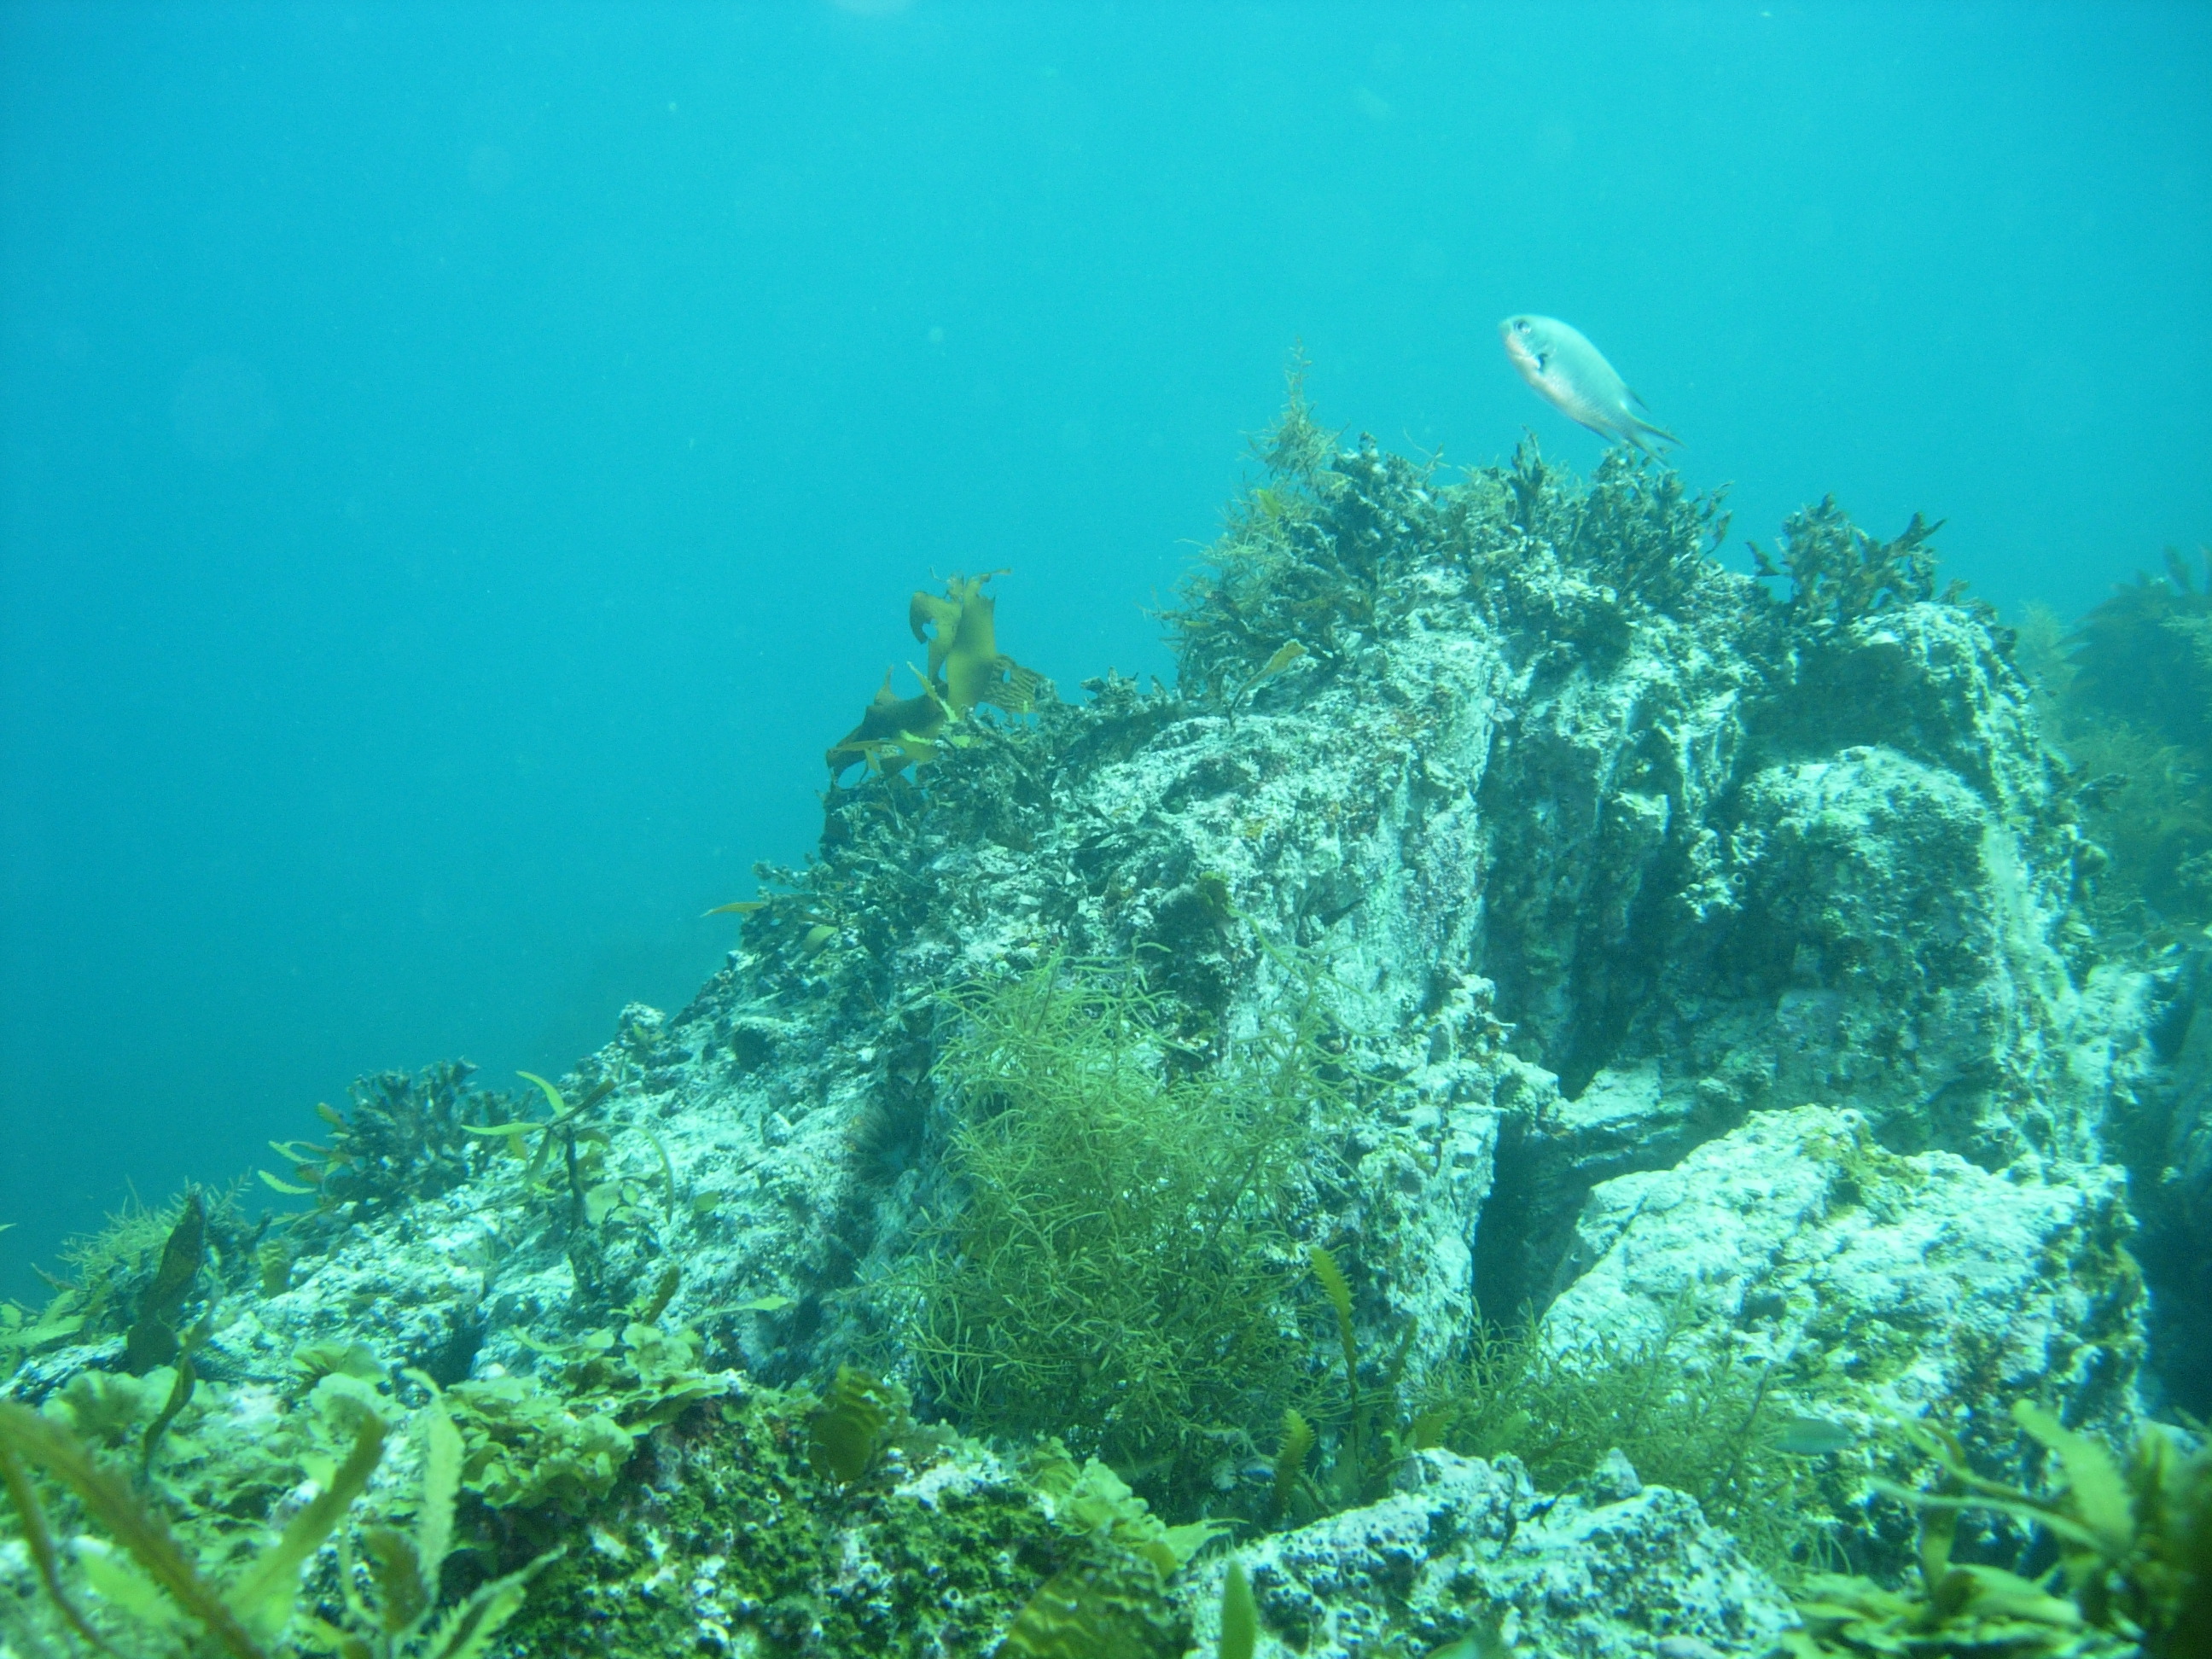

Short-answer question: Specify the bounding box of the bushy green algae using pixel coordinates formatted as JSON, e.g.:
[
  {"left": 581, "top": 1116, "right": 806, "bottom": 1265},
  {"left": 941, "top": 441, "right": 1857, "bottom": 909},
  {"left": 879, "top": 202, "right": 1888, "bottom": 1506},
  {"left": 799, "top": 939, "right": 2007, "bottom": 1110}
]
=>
[
  {"left": 876, "top": 951, "right": 1859, "bottom": 1575},
  {"left": 1, "top": 1319, "right": 1132, "bottom": 1658},
  {"left": 3, "top": 1185, "right": 262, "bottom": 1381},
  {"left": 1168, "top": 363, "right": 1738, "bottom": 706},
  {"left": 442, "top": 1322, "right": 725, "bottom": 1516},
  {"left": 1751, "top": 495, "right": 1954, "bottom": 628},
  {"left": 0, "top": 1358, "right": 550, "bottom": 1659},
  {"left": 891, "top": 956, "right": 1340, "bottom": 1516},
  {"left": 1361, "top": 1283, "right": 1839, "bottom": 1580}
]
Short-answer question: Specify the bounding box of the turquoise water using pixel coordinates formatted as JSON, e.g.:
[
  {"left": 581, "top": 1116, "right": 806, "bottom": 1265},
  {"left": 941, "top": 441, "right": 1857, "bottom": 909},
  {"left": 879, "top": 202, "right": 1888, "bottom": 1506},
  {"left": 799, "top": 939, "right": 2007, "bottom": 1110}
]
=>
[{"left": 3, "top": 2, "right": 2207, "bottom": 1296}]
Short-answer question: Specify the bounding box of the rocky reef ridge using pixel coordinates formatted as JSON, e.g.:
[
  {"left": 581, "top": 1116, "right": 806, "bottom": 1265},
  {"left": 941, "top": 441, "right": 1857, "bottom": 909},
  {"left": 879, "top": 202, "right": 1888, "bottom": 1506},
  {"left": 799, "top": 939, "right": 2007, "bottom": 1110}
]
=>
[{"left": 4, "top": 392, "right": 2206, "bottom": 1658}]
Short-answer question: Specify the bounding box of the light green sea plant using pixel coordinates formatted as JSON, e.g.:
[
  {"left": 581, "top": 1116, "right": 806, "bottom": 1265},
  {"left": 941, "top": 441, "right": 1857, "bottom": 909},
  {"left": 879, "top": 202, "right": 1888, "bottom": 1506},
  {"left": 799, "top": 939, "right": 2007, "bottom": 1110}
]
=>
[
  {"left": 0, "top": 1382, "right": 552, "bottom": 1659},
  {"left": 1788, "top": 1401, "right": 2212, "bottom": 1659},
  {"left": 902, "top": 956, "right": 1336, "bottom": 1510}
]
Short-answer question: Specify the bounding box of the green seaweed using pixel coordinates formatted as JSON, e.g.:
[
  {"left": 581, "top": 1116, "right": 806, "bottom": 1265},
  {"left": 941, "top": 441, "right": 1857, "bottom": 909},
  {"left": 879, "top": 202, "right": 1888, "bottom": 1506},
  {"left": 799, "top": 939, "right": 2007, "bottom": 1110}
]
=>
[
  {"left": 3, "top": 1333, "right": 573, "bottom": 1657},
  {"left": 1789, "top": 1402, "right": 2212, "bottom": 1659},
  {"left": 121, "top": 1188, "right": 207, "bottom": 1376},
  {"left": 828, "top": 572, "right": 1045, "bottom": 783},
  {"left": 806, "top": 1364, "right": 902, "bottom": 1486},
  {"left": 1298, "top": 1243, "right": 1427, "bottom": 1513},
  {"left": 1025, "top": 1449, "right": 1230, "bottom": 1577},
  {"left": 0, "top": 1398, "right": 383, "bottom": 1658},
  {"left": 443, "top": 1317, "right": 735, "bottom": 1516},
  {"left": 6, "top": 1185, "right": 254, "bottom": 1389},
  {"left": 458, "top": 1072, "right": 617, "bottom": 1225},
  {"left": 2020, "top": 550, "right": 2212, "bottom": 940},
  {"left": 1416, "top": 1307, "right": 1822, "bottom": 1574},
  {"left": 1271, "top": 1407, "right": 1315, "bottom": 1520},
  {"left": 997, "top": 1549, "right": 1185, "bottom": 1659},
  {"left": 1169, "top": 373, "right": 1733, "bottom": 707},
  {"left": 897, "top": 957, "right": 1335, "bottom": 1512},
  {"left": 1218, "top": 1558, "right": 1259, "bottom": 1659},
  {"left": 1504, "top": 434, "right": 1733, "bottom": 615},
  {"left": 487, "top": 1382, "right": 1068, "bottom": 1657}
]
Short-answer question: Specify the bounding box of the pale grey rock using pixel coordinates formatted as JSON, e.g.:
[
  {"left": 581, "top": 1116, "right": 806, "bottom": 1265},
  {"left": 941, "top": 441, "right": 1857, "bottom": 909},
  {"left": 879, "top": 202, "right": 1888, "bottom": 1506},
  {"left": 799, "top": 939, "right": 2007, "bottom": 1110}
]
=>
[
  {"left": 1585, "top": 1446, "right": 1644, "bottom": 1502},
  {"left": 1543, "top": 1103, "right": 2144, "bottom": 1476},
  {"left": 1176, "top": 1449, "right": 1797, "bottom": 1659}
]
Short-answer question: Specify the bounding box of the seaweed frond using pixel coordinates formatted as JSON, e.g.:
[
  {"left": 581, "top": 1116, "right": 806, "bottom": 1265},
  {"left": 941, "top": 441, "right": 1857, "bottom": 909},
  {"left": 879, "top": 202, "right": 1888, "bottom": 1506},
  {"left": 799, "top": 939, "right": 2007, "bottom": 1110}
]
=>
[
  {"left": 259, "top": 1060, "right": 521, "bottom": 1220},
  {"left": 828, "top": 571, "right": 1040, "bottom": 786},
  {"left": 1790, "top": 1401, "right": 2212, "bottom": 1659},
  {"left": 1271, "top": 1408, "right": 1315, "bottom": 1520},
  {"left": 1754, "top": 495, "right": 1951, "bottom": 627},
  {"left": 121, "top": 1187, "right": 206, "bottom": 1375},
  {"left": 0, "top": 1396, "right": 385, "bottom": 1658},
  {"left": 806, "top": 1365, "right": 901, "bottom": 1487}
]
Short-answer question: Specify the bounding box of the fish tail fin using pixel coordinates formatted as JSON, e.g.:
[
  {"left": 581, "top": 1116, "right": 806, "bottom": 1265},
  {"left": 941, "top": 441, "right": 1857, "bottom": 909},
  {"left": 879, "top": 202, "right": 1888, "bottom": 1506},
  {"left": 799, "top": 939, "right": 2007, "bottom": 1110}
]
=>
[{"left": 1624, "top": 387, "right": 1680, "bottom": 450}]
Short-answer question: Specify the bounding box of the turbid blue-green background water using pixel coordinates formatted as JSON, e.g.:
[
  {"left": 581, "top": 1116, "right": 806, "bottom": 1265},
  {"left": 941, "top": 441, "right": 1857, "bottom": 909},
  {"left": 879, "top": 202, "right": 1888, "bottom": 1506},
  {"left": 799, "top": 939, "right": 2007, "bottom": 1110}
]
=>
[{"left": 3, "top": 2, "right": 2208, "bottom": 1297}]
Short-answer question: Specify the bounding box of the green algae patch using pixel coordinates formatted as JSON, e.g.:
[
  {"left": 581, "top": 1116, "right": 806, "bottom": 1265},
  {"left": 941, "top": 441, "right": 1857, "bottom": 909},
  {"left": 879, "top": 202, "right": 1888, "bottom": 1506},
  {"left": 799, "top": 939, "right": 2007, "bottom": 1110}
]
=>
[
  {"left": 1790, "top": 1403, "right": 2212, "bottom": 1659},
  {"left": 445, "top": 1320, "right": 741, "bottom": 1516},
  {"left": 998, "top": 1548, "right": 1185, "bottom": 1659},
  {"left": 1, "top": 1374, "right": 551, "bottom": 1659},
  {"left": 827, "top": 571, "right": 1045, "bottom": 784},
  {"left": 1412, "top": 1309, "right": 1826, "bottom": 1576},
  {"left": 895, "top": 957, "right": 1336, "bottom": 1514},
  {"left": 2020, "top": 545, "right": 2212, "bottom": 942},
  {"left": 489, "top": 1388, "right": 1074, "bottom": 1659},
  {"left": 1753, "top": 495, "right": 1953, "bottom": 628}
]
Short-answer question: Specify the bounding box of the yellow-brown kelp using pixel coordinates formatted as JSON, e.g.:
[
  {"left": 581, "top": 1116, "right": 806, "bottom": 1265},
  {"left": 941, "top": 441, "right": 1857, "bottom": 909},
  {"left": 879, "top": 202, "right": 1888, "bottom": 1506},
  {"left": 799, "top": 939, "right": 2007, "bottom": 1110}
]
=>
[
  {"left": 911, "top": 569, "right": 1011, "bottom": 713},
  {"left": 824, "top": 669, "right": 952, "bottom": 779},
  {"left": 827, "top": 571, "right": 1040, "bottom": 782}
]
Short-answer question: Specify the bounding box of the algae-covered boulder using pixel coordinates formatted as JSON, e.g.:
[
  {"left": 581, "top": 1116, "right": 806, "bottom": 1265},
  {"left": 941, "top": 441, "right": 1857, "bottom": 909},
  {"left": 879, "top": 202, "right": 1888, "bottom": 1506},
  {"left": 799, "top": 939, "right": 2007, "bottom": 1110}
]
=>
[
  {"left": 1177, "top": 1448, "right": 1798, "bottom": 1659},
  {"left": 94, "top": 407, "right": 2148, "bottom": 1448},
  {"left": 1543, "top": 1104, "right": 2141, "bottom": 1427},
  {"left": 1540, "top": 1102, "right": 2145, "bottom": 1575}
]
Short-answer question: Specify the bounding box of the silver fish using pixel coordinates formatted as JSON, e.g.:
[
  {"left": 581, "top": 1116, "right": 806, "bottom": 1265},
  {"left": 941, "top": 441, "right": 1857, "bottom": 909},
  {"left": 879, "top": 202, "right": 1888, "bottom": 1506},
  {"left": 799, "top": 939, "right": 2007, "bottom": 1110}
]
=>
[
  {"left": 1499, "top": 314, "right": 1679, "bottom": 452},
  {"left": 1773, "top": 1413, "right": 1858, "bottom": 1456}
]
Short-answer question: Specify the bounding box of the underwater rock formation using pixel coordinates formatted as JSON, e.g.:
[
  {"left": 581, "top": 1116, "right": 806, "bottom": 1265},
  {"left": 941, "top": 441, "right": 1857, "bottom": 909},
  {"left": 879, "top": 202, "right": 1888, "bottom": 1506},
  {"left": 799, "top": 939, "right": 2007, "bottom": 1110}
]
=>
[
  {"left": 1546, "top": 1105, "right": 2140, "bottom": 1436},
  {"left": 1182, "top": 1448, "right": 1797, "bottom": 1659},
  {"left": 5, "top": 396, "right": 2198, "bottom": 1657},
  {"left": 1542, "top": 1103, "right": 2143, "bottom": 1574}
]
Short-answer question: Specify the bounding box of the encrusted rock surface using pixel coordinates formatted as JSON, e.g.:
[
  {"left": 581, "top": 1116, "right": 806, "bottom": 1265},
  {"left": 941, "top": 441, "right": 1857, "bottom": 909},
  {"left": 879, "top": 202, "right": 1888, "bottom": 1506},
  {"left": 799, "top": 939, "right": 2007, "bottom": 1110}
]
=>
[
  {"left": 1177, "top": 1449, "right": 1797, "bottom": 1659},
  {"left": 1539, "top": 1102, "right": 2143, "bottom": 1545},
  {"left": 412, "top": 430, "right": 2139, "bottom": 1398},
  {"left": 2101, "top": 937, "right": 2212, "bottom": 1415}
]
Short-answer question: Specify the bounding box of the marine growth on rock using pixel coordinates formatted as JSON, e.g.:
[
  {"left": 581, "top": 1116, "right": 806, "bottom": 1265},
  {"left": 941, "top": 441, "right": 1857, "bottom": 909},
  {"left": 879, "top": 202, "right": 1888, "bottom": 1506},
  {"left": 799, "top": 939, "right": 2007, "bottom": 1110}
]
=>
[{"left": 5, "top": 386, "right": 2207, "bottom": 1659}]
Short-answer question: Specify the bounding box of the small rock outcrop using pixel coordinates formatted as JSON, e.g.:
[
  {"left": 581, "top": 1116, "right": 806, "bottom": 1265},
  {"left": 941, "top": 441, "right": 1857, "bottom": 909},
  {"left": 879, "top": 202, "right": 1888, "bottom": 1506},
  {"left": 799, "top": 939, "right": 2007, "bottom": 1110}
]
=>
[{"left": 1179, "top": 1450, "right": 1798, "bottom": 1659}]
